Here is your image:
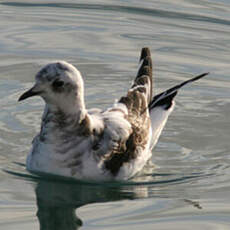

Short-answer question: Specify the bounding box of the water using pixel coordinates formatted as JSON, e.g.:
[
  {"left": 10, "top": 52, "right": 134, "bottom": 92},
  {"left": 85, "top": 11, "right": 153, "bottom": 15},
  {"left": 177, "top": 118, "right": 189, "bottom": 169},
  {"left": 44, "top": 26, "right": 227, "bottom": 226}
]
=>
[{"left": 0, "top": 0, "right": 230, "bottom": 229}]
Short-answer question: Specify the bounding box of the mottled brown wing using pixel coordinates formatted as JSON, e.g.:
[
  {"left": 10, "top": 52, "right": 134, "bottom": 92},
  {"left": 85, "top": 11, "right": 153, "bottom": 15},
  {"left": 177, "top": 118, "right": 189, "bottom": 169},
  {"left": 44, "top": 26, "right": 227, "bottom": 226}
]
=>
[
  {"left": 104, "top": 48, "right": 153, "bottom": 176},
  {"left": 132, "top": 47, "right": 153, "bottom": 103}
]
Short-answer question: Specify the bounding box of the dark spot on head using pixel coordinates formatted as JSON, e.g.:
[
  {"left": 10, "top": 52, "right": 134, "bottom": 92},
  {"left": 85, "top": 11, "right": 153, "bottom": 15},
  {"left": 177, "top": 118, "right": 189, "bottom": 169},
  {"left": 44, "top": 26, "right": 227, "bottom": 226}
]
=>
[
  {"left": 36, "top": 67, "right": 48, "bottom": 81},
  {"left": 52, "top": 79, "right": 65, "bottom": 92},
  {"left": 40, "top": 67, "right": 48, "bottom": 76},
  {"left": 57, "top": 62, "right": 69, "bottom": 71},
  {"left": 53, "top": 79, "right": 64, "bottom": 88}
]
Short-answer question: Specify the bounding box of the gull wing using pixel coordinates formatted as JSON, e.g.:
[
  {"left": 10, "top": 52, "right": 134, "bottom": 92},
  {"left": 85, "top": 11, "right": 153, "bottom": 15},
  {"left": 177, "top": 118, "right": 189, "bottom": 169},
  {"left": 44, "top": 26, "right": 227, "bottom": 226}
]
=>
[
  {"left": 104, "top": 48, "right": 153, "bottom": 176},
  {"left": 148, "top": 72, "right": 209, "bottom": 149}
]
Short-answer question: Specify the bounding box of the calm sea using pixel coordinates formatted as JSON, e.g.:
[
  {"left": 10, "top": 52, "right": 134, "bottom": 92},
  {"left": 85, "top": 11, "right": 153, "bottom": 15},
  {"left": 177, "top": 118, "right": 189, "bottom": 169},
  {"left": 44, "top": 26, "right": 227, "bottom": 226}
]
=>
[{"left": 0, "top": 1, "right": 230, "bottom": 229}]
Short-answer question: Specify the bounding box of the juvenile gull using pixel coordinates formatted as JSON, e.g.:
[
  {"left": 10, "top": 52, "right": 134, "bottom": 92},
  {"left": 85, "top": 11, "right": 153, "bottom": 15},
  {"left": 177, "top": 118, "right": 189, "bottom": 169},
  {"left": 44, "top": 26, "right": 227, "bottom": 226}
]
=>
[{"left": 18, "top": 48, "right": 208, "bottom": 181}]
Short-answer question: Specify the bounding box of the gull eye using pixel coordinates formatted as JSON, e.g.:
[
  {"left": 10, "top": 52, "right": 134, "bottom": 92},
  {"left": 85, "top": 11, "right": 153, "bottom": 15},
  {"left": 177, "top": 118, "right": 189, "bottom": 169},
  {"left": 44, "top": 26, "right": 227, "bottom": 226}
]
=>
[{"left": 52, "top": 79, "right": 64, "bottom": 88}]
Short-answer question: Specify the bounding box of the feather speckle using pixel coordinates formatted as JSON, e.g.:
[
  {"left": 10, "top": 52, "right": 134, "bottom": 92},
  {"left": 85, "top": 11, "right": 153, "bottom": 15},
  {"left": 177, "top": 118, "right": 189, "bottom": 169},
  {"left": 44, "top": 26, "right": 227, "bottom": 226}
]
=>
[{"left": 19, "top": 48, "right": 208, "bottom": 181}]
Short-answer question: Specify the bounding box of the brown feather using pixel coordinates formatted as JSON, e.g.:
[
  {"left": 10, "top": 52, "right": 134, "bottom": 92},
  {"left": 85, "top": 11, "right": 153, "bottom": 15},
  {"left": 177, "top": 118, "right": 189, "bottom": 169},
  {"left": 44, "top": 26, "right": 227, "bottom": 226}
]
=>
[
  {"left": 105, "top": 87, "right": 151, "bottom": 175},
  {"left": 104, "top": 48, "right": 153, "bottom": 176}
]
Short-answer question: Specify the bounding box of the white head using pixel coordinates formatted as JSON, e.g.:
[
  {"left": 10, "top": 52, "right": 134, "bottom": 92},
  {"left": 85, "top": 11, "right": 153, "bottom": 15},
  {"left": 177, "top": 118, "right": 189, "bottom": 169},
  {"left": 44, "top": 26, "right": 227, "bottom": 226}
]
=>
[{"left": 19, "top": 61, "right": 86, "bottom": 115}]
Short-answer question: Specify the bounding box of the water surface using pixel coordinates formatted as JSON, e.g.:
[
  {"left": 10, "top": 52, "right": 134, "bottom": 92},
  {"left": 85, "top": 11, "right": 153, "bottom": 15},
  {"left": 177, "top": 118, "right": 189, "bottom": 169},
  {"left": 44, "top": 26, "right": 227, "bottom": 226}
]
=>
[{"left": 0, "top": 1, "right": 230, "bottom": 229}]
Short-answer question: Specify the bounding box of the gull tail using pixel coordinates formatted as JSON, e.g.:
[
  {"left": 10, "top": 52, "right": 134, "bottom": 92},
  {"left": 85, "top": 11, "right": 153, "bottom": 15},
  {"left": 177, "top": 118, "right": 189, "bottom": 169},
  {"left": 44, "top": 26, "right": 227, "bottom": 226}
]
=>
[{"left": 148, "top": 72, "right": 209, "bottom": 150}]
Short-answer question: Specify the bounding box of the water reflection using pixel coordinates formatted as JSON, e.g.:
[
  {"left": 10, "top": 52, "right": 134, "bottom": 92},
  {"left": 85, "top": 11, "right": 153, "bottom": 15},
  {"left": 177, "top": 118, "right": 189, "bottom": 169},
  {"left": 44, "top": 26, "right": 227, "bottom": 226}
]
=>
[
  {"left": 4, "top": 165, "right": 209, "bottom": 229},
  {"left": 35, "top": 179, "right": 147, "bottom": 230},
  {"left": 33, "top": 169, "right": 207, "bottom": 230}
]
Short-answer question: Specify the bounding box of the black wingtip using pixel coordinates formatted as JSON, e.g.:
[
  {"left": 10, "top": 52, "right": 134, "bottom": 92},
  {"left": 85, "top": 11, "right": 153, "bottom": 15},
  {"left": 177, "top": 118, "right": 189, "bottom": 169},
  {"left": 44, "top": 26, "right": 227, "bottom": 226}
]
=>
[
  {"left": 148, "top": 72, "right": 209, "bottom": 111},
  {"left": 139, "top": 47, "right": 151, "bottom": 61},
  {"left": 134, "top": 47, "right": 153, "bottom": 103},
  {"left": 188, "top": 72, "right": 209, "bottom": 82},
  {"left": 137, "top": 48, "right": 152, "bottom": 77},
  {"left": 174, "top": 72, "right": 209, "bottom": 91},
  {"left": 153, "top": 91, "right": 177, "bottom": 110},
  {"left": 137, "top": 57, "right": 152, "bottom": 77}
]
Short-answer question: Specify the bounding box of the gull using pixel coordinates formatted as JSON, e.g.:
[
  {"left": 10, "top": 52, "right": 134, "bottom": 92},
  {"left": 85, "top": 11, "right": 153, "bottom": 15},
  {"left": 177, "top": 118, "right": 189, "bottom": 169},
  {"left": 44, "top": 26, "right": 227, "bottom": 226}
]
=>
[{"left": 18, "top": 48, "right": 208, "bottom": 181}]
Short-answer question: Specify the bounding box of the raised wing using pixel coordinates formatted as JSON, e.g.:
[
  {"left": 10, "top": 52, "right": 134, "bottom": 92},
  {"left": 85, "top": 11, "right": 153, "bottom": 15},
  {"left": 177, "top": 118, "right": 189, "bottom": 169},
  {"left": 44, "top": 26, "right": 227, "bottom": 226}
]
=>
[
  {"left": 104, "top": 48, "right": 153, "bottom": 176},
  {"left": 149, "top": 72, "right": 209, "bottom": 110},
  {"left": 148, "top": 72, "right": 209, "bottom": 150}
]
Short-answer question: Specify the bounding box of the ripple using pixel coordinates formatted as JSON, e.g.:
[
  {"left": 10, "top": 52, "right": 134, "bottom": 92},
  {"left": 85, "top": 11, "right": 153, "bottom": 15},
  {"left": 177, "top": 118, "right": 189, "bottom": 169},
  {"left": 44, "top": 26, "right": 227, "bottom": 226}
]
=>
[
  {"left": 2, "top": 2, "right": 230, "bottom": 26},
  {"left": 0, "top": 1, "right": 230, "bottom": 229}
]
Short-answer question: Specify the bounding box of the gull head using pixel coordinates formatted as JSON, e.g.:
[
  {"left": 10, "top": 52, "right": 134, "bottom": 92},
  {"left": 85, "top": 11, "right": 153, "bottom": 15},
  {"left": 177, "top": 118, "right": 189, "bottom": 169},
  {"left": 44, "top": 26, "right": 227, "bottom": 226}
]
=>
[{"left": 19, "top": 61, "right": 85, "bottom": 114}]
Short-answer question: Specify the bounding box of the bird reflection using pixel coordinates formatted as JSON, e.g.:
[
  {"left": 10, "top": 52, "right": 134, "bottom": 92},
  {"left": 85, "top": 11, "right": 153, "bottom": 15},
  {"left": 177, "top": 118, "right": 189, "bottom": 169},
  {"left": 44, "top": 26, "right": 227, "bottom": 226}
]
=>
[
  {"left": 5, "top": 165, "right": 204, "bottom": 229},
  {"left": 35, "top": 178, "right": 149, "bottom": 230}
]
